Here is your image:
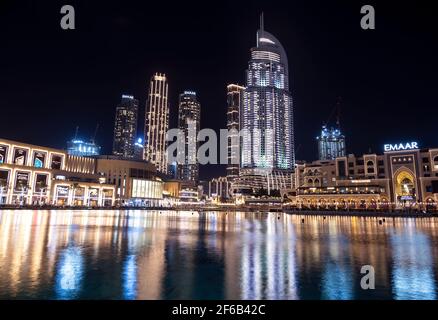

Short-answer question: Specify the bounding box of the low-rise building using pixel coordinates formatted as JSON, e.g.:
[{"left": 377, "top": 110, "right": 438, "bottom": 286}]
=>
[
  {"left": 0, "top": 138, "right": 114, "bottom": 207},
  {"left": 290, "top": 144, "right": 438, "bottom": 211},
  {"left": 95, "top": 155, "right": 163, "bottom": 207}
]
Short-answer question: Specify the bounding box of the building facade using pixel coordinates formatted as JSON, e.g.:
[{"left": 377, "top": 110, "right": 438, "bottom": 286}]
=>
[
  {"left": 209, "top": 176, "right": 231, "bottom": 202},
  {"left": 144, "top": 73, "right": 170, "bottom": 174},
  {"left": 317, "top": 125, "right": 346, "bottom": 160},
  {"left": 0, "top": 139, "right": 114, "bottom": 207},
  {"left": 177, "top": 91, "right": 201, "bottom": 183},
  {"left": 226, "top": 84, "right": 245, "bottom": 180},
  {"left": 241, "top": 20, "right": 295, "bottom": 171},
  {"left": 112, "top": 94, "right": 139, "bottom": 158},
  {"left": 290, "top": 144, "right": 438, "bottom": 211},
  {"left": 95, "top": 155, "right": 163, "bottom": 207}
]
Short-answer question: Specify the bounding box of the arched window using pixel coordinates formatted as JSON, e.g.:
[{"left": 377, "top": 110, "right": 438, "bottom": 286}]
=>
[
  {"left": 314, "top": 179, "right": 320, "bottom": 184},
  {"left": 366, "top": 160, "right": 374, "bottom": 167},
  {"left": 307, "top": 179, "right": 313, "bottom": 184}
]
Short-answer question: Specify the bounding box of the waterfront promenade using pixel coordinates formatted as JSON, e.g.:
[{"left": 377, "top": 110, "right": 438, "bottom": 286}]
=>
[{"left": 1, "top": 204, "right": 436, "bottom": 218}]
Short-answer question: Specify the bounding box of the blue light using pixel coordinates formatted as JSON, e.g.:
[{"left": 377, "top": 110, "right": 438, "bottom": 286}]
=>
[
  {"left": 55, "top": 246, "right": 84, "bottom": 299},
  {"left": 34, "top": 158, "right": 43, "bottom": 168},
  {"left": 137, "top": 138, "right": 143, "bottom": 144}
]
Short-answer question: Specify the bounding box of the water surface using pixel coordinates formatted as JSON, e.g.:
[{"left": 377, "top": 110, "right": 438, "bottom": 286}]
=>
[{"left": 0, "top": 210, "right": 437, "bottom": 300}]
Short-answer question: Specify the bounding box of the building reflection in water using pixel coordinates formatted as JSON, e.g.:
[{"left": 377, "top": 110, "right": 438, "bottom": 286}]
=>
[
  {"left": 55, "top": 246, "right": 84, "bottom": 299},
  {"left": 0, "top": 210, "right": 437, "bottom": 299},
  {"left": 391, "top": 221, "right": 437, "bottom": 300}
]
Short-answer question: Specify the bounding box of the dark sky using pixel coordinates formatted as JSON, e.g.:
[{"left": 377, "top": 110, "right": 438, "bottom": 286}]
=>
[{"left": 0, "top": 0, "right": 437, "bottom": 180}]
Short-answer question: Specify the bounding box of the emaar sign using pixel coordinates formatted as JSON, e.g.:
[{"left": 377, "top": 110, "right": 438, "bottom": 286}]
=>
[{"left": 384, "top": 142, "right": 419, "bottom": 152}]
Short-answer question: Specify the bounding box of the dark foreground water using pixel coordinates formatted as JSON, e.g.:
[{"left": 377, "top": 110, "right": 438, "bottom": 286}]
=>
[{"left": 0, "top": 210, "right": 437, "bottom": 300}]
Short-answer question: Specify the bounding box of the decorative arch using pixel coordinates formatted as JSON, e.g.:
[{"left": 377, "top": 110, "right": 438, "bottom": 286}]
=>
[
  {"left": 434, "top": 156, "right": 438, "bottom": 168},
  {"left": 393, "top": 167, "right": 416, "bottom": 199}
]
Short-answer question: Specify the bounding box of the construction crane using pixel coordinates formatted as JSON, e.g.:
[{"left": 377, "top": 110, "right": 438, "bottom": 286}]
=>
[
  {"left": 73, "top": 126, "right": 79, "bottom": 140},
  {"left": 91, "top": 123, "right": 99, "bottom": 144},
  {"left": 324, "top": 96, "right": 342, "bottom": 128}
]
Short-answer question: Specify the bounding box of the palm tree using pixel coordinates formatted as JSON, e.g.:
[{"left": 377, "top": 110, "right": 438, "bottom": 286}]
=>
[
  {"left": 16, "top": 181, "right": 30, "bottom": 206},
  {"left": 70, "top": 183, "right": 80, "bottom": 206},
  {"left": 36, "top": 180, "right": 48, "bottom": 205}
]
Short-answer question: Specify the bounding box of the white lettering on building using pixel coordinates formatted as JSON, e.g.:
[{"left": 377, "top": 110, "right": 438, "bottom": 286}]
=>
[{"left": 384, "top": 142, "right": 419, "bottom": 152}]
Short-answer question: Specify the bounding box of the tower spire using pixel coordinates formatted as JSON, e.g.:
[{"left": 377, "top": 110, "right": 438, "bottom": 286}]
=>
[{"left": 260, "top": 12, "right": 264, "bottom": 32}]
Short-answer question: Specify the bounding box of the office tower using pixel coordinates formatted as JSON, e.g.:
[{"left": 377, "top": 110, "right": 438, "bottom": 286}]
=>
[
  {"left": 134, "top": 138, "right": 144, "bottom": 160},
  {"left": 317, "top": 125, "right": 346, "bottom": 160},
  {"left": 241, "top": 15, "right": 295, "bottom": 170},
  {"left": 177, "top": 91, "right": 201, "bottom": 183},
  {"left": 226, "top": 84, "right": 245, "bottom": 180},
  {"left": 144, "top": 73, "right": 170, "bottom": 174},
  {"left": 112, "top": 95, "right": 139, "bottom": 158}
]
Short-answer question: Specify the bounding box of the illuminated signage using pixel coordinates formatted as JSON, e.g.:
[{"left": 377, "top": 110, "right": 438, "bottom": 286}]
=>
[
  {"left": 56, "top": 186, "right": 69, "bottom": 196},
  {"left": 13, "top": 148, "right": 28, "bottom": 165},
  {"left": 351, "top": 179, "right": 372, "bottom": 184},
  {"left": 384, "top": 142, "right": 419, "bottom": 152},
  {"left": 15, "top": 171, "right": 30, "bottom": 191},
  {"left": 33, "top": 151, "right": 46, "bottom": 168},
  {"left": 122, "top": 95, "right": 134, "bottom": 99},
  {"left": 35, "top": 174, "right": 48, "bottom": 192},
  {"left": 0, "top": 145, "right": 7, "bottom": 164},
  {"left": 51, "top": 154, "right": 63, "bottom": 170}
]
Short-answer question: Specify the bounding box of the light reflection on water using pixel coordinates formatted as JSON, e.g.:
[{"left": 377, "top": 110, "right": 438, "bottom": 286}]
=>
[{"left": 0, "top": 210, "right": 437, "bottom": 300}]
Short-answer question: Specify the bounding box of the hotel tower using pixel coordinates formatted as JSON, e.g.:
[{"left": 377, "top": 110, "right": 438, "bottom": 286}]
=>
[
  {"left": 241, "top": 16, "right": 295, "bottom": 171},
  {"left": 144, "top": 73, "right": 169, "bottom": 174}
]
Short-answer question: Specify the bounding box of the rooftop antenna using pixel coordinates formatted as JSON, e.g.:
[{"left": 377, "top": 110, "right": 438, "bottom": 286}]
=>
[
  {"left": 91, "top": 123, "right": 99, "bottom": 144},
  {"left": 260, "top": 12, "right": 264, "bottom": 32},
  {"left": 257, "top": 12, "right": 264, "bottom": 47},
  {"left": 74, "top": 126, "right": 79, "bottom": 140}
]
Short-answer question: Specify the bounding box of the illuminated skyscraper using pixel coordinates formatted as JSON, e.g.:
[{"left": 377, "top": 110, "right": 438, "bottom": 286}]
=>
[
  {"left": 317, "top": 125, "right": 346, "bottom": 160},
  {"left": 67, "top": 139, "right": 100, "bottom": 157},
  {"left": 144, "top": 73, "right": 169, "bottom": 174},
  {"left": 227, "top": 84, "right": 245, "bottom": 180},
  {"left": 112, "top": 95, "right": 139, "bottom": 158},
  {"left": 177, "top": 91, "right": 200, "bottom": 183},
  {"left": 241, "top": 16, "right": 295, "bottom": 171}
]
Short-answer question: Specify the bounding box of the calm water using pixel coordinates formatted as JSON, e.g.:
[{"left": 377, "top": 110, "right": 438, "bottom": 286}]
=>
[{"left": 0, "top": 210, "right": 437, "bottom": 300}]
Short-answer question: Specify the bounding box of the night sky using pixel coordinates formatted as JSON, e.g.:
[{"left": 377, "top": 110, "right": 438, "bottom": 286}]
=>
[{"left": 0, "top": 0, "right": 437, "bottom": 180}]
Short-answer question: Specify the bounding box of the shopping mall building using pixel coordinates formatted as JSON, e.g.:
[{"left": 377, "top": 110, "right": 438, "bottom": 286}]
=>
[
  {"left": 0, "top": 138, "right": 115, "bottom": 206},
  {"left": 0, "top": 137, "right": 184, "bottom": 207},
  {"left": 288, "top": 142, "right": 438, "bottom": 211}
]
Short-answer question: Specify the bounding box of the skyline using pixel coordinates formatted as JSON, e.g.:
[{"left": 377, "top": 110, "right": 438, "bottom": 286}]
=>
[{"left": 0, "top": 1, "right": 437, "bottom": 180}]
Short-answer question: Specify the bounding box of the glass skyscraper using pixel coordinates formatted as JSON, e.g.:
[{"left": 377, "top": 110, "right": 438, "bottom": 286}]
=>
[
  {"left": 177, "top": 91, "right": 201, "bottom": 183},
  {"left": 112, "top": 95, "right": 139, "bottom": 159},
  {"left": 144, "top": 73, "right": 169, "bottom": 174},
  {"left": 241, "top": 19, "right": 295, "bottom": 171}
]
